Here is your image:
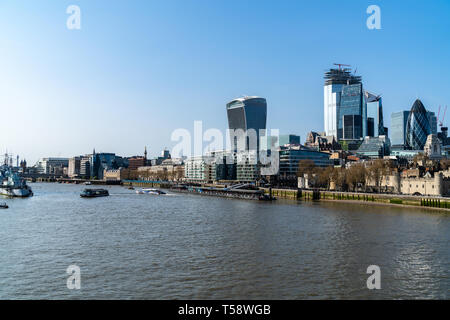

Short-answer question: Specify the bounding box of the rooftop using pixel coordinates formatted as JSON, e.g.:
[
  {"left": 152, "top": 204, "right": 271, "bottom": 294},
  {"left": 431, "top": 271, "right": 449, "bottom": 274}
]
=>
[{"left": 324, "top": 68, "right": 361, "bottom": 86}]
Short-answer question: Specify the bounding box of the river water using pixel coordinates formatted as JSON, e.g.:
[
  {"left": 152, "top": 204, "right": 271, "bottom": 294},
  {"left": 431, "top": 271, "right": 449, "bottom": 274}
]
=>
[{"left": 0, "top": 183, "right": 448, "bottom": 299}]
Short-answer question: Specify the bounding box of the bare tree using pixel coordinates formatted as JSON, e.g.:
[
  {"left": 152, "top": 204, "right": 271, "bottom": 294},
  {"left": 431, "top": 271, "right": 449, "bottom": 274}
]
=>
[
  {"left": 346, "top": 163, "right": 366, "bottom": 192},
  {"left": 297, "top": 160, "right": 316, "bottom": 177}
]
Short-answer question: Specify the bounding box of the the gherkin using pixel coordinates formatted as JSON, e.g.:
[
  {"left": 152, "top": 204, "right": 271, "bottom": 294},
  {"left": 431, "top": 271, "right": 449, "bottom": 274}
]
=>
[{"left": 405, "top": 99, "right": 431, "bottom": 150}]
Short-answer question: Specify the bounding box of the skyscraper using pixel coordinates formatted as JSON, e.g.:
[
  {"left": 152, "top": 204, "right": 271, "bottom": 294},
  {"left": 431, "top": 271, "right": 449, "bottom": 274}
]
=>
[
  {"left": 365, "top": 91, "right": 386, "bottom": 137},
  {"left": 339, "top": 83, "right": 364, "bottom": 140},
  {"left": 392, "top": 101, "right": 437, "bottom": 150},
  {"left": 323, "top": 67, "right": 365, "bottom": 140},
  {"left": 391, "top": 111, "right": 410, "bottom": 148},
  {"left": 405, "top": 99, "right": 432, "bottom": 150},
  {"left": 226, "top": 96, "right": 267, "bottom": 182},
  {"left": 226, "top": 96, "right": 267, "bottom": 152},
  {"left": 427, "top": 112, "right": 438, "bottom": 134}
]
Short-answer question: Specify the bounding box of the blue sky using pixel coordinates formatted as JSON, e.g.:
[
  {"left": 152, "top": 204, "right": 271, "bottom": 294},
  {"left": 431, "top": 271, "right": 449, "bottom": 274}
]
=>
[{"left": 0, "top": 0, "right": 449, "bottom": 163}]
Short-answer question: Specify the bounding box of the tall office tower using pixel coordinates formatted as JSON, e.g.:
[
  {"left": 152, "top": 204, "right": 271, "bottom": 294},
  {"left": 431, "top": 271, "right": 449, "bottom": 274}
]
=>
[
  {"left": 427, "top": 112, "right": 438, "bottom": 134},
  {"left": 339, "top": 83, "right": 365, "bottom": 139},
  {"left": 324, "top": 67, "right": 364, "bottom": 140},
  {"left": 365, "top": 91, "right": 386, "bottom": 137},
  {"left": 405, "top": 99, "right": 432, "bottom": 150},
  {"left": 391, "top": 108, "right": 436, "bottom": 150},
  {"left": 342, "top": 114, "right": 362, "bottom": 140},
  {"left": 391, "top": 111, "right": 410, "bottom": 148},
  {"left": 226, "top": 96, "right": 267, "bottom": 152}
]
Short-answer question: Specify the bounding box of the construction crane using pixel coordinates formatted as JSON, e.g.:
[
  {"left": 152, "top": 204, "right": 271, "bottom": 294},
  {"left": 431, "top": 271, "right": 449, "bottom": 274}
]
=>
[
  {"left": 438, "top": 105, "right": 447, "bottom": 128},
  {"left": 334, "top": 63, "right": 351, "bottom": 71}
]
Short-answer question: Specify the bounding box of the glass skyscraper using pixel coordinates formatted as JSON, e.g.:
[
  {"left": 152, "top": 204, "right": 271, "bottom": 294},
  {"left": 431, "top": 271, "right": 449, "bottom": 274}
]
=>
[
  {"left": 365, "top": 91, "right": 385, "bottom": 137},
  {"left": 339, "top": 83, "right": 364, "bottom": 140},
  {"left": 391, "top": 111, "right": 410, "bottom": 147},
  {"left": 427, "top": 112, "right": 438, "bottom": 134},
  {"left": 226, "top": 96, "right": 267, "bottom": 182},
  {"left": 405, "top": 99, "right": 432, "bottom": 150},
  {"left": 392, "top": 101, "right": 436, "bottom": 150},
  {"left": 323, "top": 68, "right": 362, "bottom": 139},
  {"left": 226, "top": 96, "right": 267, "bottom": 152}
]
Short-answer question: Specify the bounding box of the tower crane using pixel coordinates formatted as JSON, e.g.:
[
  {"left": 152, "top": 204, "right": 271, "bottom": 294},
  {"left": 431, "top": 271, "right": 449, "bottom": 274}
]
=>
[{"left": 333, "top": 63, "right": 351, "bottom": 71}]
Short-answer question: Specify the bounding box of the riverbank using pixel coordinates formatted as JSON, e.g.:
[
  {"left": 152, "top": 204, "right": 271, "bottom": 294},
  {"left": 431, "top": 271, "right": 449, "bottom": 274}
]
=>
[{"left": 262, "top": 188, "right": 450, "bottom": 212}]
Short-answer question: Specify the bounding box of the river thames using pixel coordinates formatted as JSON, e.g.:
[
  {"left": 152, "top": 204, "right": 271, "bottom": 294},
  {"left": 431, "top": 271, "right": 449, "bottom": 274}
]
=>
[{"left": 0, "top": 183, "right": 448, "bottom": 299}]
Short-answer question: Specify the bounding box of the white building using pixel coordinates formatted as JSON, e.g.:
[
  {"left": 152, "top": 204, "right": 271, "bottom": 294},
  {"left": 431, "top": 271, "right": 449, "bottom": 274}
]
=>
[
  {"left": 35, "top": 158, "right": 69, "bottom": 174},
  {"left": 184, "top": 156, "right": 212, "bottom": 182},
  {"left": 424, "top": 134, "right": 442, "bottom": 160},
  {"left": 68, "top": 157, "right": 81, "bottom": 178}
]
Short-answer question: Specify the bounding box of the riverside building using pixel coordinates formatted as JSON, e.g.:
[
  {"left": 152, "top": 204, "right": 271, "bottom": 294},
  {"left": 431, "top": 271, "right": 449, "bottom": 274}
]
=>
[
  {"left": 261, "top": 144, "right": 332, "bottom": 187},
  {"left": 35, "top": 158, "right": 69, "bottom": 175}
]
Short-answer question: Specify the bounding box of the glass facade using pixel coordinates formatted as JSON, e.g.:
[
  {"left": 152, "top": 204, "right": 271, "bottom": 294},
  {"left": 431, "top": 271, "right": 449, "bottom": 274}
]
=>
[
  {"left": 226, "top": 97, "right": 267, "bottom": 153},
  {"left": 392, "top": 109, "right": 437, "bottom": 149},
  {"left": 279, "top": 134, "right": 300, "bottom": 146},
  {"left": 367, "top": 117, "right": 375, "bottom": 137},
  {"left": 338, "top": 83, "right": 364, "bottom": 140},
  {"left": 323, "top": 68, "right": 362, "bottom": 139},
  {"left": 356, "top": 136, "right": 391, "bottom": 159},
  {"left": 390, "top": 111, "right": 410, "bottom": 147},
  {"left": 343, "top": 114, "right": 362, "bottom": 140},
  {"left": 366, "top": 95, "right": 385, "bottom": 137},
  {"left": 427, "top": 112, "right": 438, "bottom": 134},
  {"left": 405, "top": 99, "right": 432, "bottom": 150},
  {"left": 277, "top": 146, "right": 332, "bottom": 178}
]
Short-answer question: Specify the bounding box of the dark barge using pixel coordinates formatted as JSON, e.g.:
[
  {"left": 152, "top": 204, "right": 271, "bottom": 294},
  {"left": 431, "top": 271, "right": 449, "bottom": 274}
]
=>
[{"left": 171, "top": 185, "right": 275, "bottom": 201}]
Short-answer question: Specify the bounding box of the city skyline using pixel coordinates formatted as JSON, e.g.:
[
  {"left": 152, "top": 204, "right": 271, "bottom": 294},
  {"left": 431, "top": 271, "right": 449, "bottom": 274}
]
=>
[{"left": 1, "top": 1, "right": 450, "bottom": 164}]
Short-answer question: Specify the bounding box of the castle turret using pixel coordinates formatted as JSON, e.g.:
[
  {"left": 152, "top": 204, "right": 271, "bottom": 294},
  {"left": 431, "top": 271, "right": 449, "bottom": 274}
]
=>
[
  {"left": 392, "top": 171, "right": 401, "bottom": 194},
  {"left": 435, "top": 172, "right": 443, "bottom": 196}
]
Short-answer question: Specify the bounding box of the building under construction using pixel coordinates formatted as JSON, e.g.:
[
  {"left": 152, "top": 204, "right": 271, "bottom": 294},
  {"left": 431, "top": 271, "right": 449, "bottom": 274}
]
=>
[{"left": 324, "top": 67, "right": 361, "bottom": 86}]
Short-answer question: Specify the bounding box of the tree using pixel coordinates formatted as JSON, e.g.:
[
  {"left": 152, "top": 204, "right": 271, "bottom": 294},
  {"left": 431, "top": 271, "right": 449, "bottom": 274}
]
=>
[
  {"left": 440, "top": 159, "right": 450, "bottom": 171},
  {"left": 346, "top": 163, "right": 366, "bottom": 192},
  {"left": 316, "top": 166, "right": 334, "bottom": 189},
  {"left": 297, "top": 160, "right": 316, "bottom": 177},
  {"left": 333, "top": 167, "right": 348, "bottom": 191},
  {"left": 367, "top": 159, "right": 393, "bottom": 192}
]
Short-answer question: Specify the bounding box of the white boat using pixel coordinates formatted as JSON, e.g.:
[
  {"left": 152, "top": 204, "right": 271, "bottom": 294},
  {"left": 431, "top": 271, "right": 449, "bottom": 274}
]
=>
[
  {"left": 0, "top": 167, "right": 33, "bottom": 198},
  {"left": 136, "top": 188, "right": 166, "bottom": 195}
]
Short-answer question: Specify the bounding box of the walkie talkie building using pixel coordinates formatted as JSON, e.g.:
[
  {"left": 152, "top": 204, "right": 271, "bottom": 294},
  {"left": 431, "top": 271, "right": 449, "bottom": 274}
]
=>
[
  {"left": 226, "top": 96, "right": 267, "bottom": 182},
  {"left": 226, "top": 96, "right": 267, "bottom": 152}
]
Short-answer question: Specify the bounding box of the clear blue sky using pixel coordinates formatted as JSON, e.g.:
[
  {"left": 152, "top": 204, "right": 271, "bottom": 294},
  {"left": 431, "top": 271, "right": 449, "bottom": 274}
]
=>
[{"left": 1, "top": 0, "right": 449, "bottom": 164}]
